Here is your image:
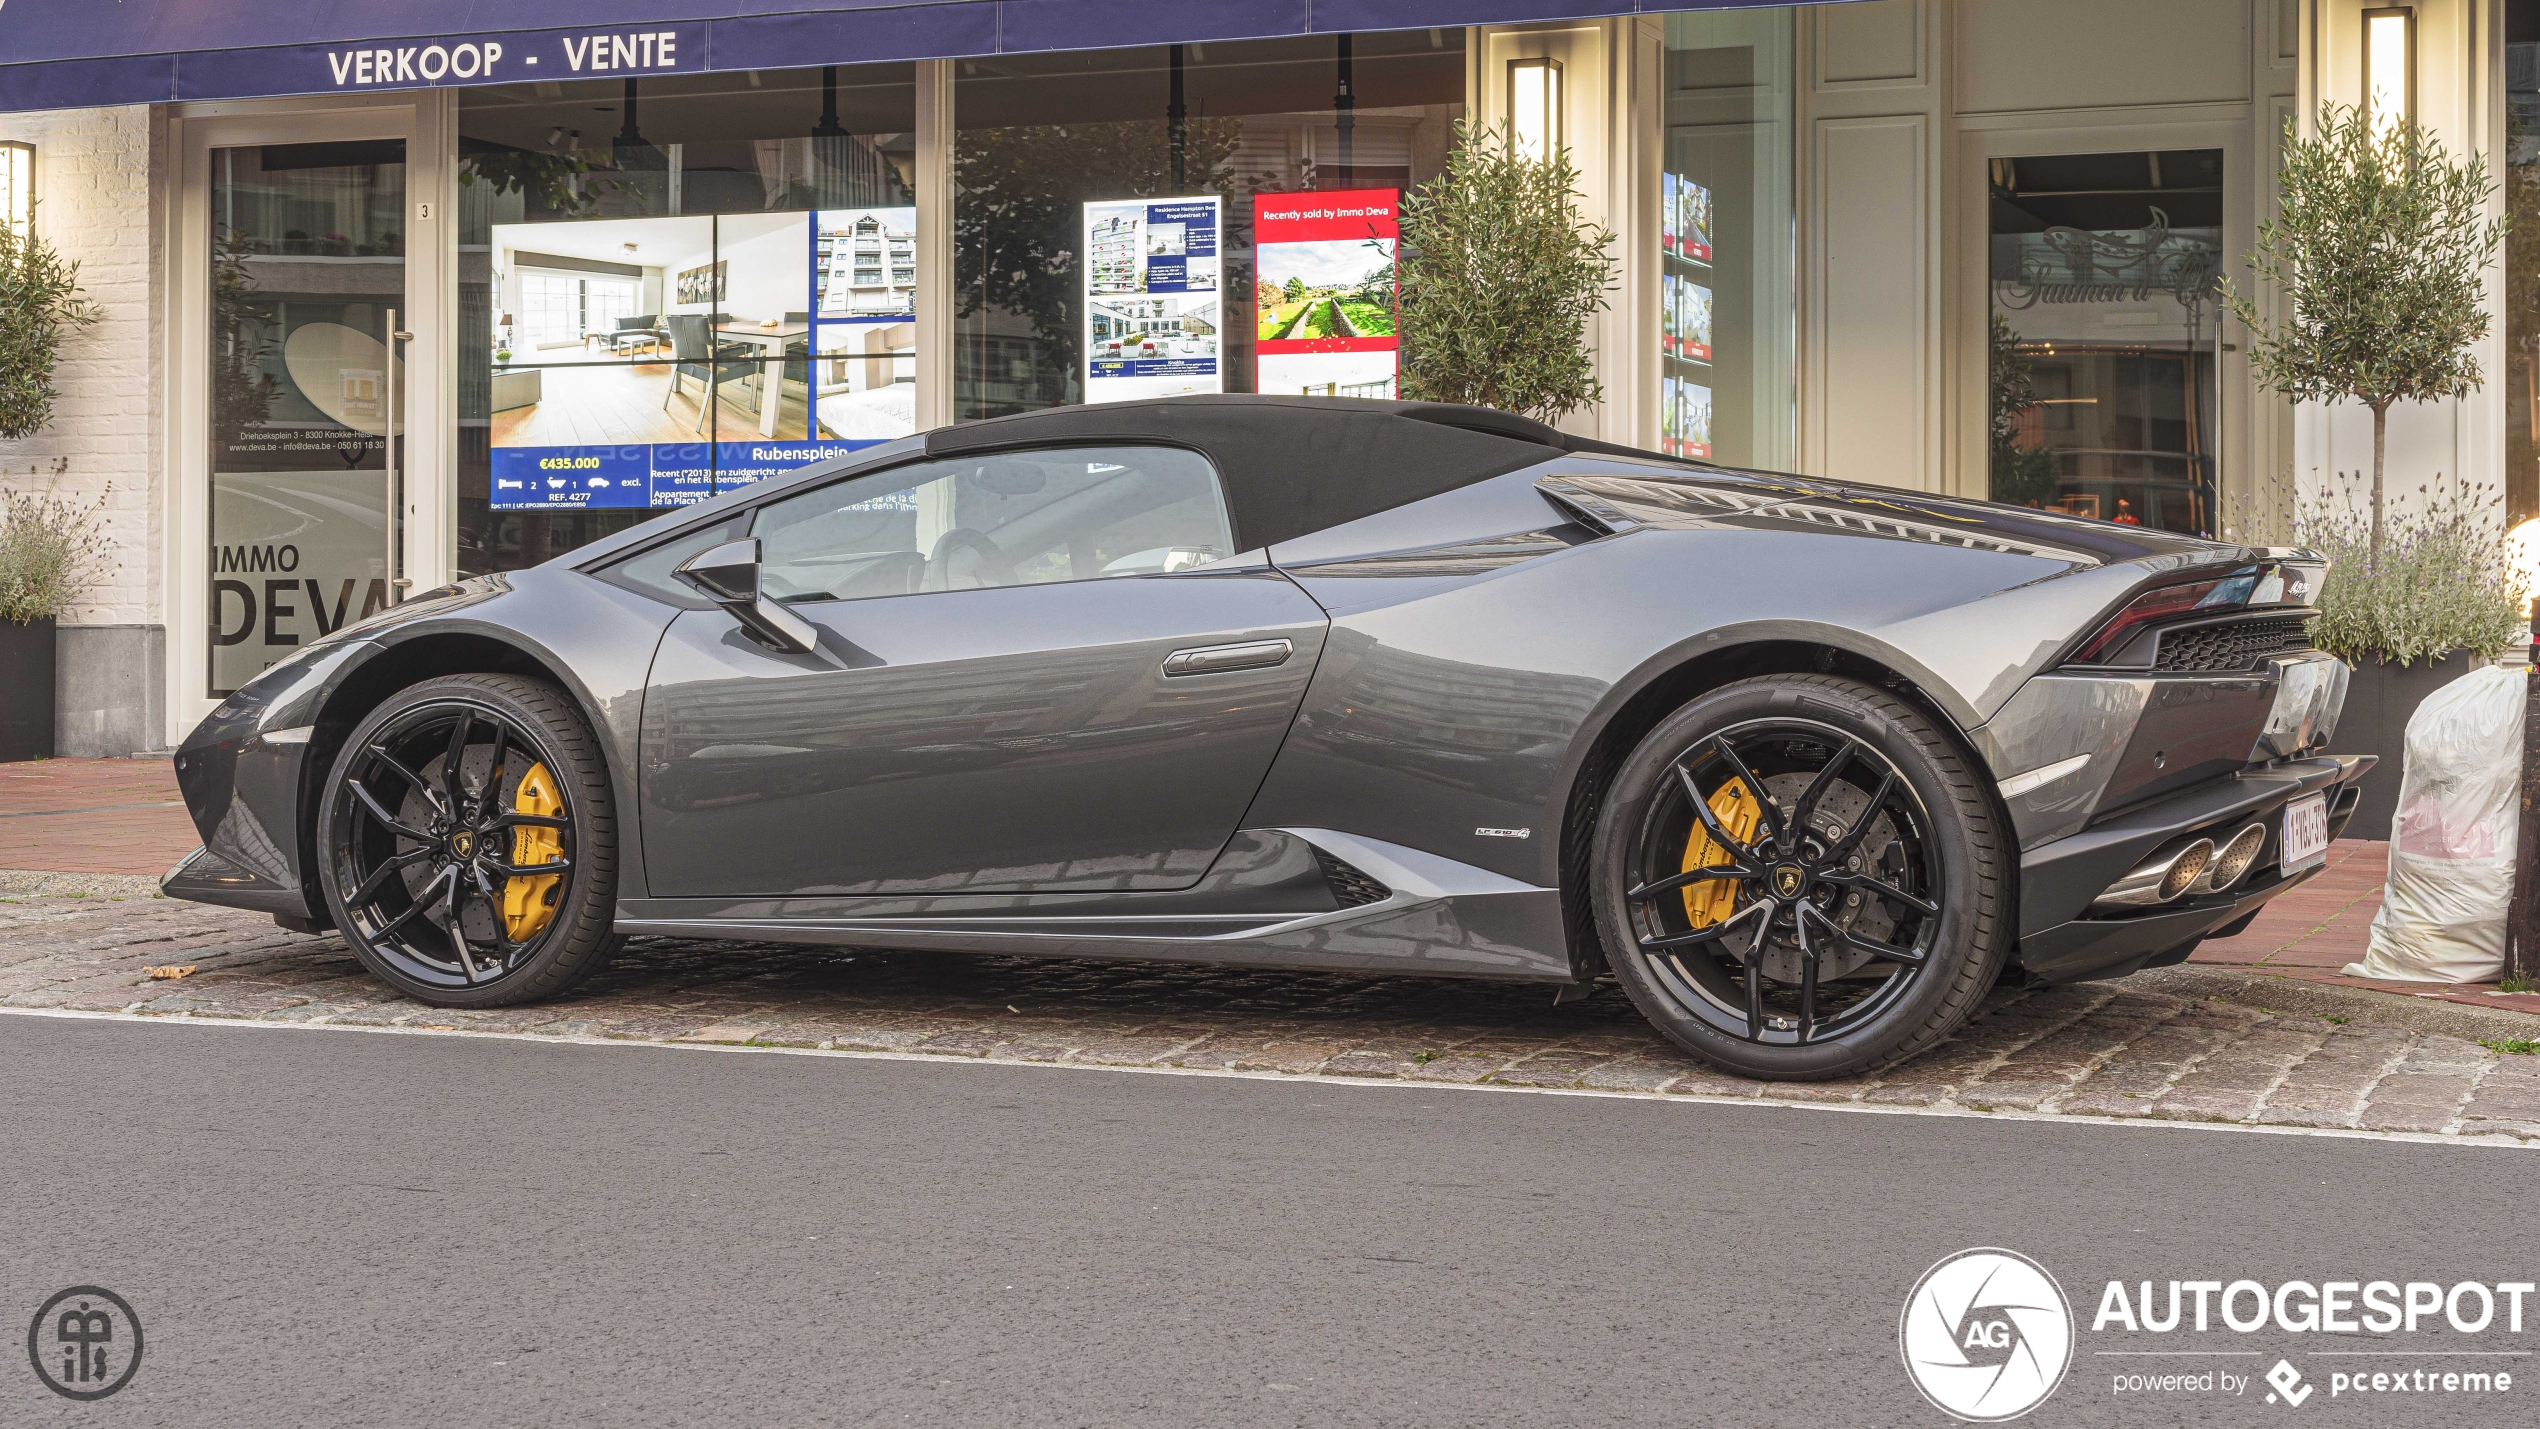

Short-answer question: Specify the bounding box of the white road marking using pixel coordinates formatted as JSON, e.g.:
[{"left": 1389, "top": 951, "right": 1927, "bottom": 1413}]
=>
[{"left": 1, "top": 1003, "right": 2528, "bottom": 1149}]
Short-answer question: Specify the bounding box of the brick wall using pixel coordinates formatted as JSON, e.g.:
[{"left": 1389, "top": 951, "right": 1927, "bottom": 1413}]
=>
[{"left": 0, "top": 106, "right": 159, "bottom": 630}]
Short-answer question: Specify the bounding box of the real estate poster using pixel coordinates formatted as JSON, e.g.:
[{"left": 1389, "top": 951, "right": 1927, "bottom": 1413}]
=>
[
  {"left": 1083, "top": 196, "right": 1223, "bottom": 404},
  {"left": 1677, "top": 176, "right": 1714, "bottom": 263},
  {"left": 486, "top": 208, "right": 912, "bottom": 511},
  {"left": 1253, "top": 189, "right": 1399, "bottom": 400},
  {"left": 811, "top": 206, "right": 920, "bottom": 444},
  {"left": 1666, "top": 379, "right": 1713, "bottom": 460},
  {"left": 1683, "top": 281, "right": 1713, "bottom": 363}
]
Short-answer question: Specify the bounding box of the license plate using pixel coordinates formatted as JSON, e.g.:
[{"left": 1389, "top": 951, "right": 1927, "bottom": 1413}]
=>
[{"left": 2281, "top": 793, "right": 2329, "bottom": 873}]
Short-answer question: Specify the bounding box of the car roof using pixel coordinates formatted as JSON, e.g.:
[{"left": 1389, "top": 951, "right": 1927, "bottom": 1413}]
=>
[{"left": 922, "top": 395, "right": 1651, "bottom": 551}]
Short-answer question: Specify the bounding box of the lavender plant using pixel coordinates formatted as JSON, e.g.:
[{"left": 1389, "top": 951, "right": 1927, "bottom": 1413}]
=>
[
  {"left": 0, "top": 474, "right": 110, "bottom": 624},
  {"left": 2290, "top": 472, "right": 2523, "bottom": 665}
]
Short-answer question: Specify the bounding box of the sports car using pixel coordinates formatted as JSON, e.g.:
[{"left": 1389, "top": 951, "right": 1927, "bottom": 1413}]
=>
[{"left": 165, "top": 396, "right": 2370, "bottom": 1080}]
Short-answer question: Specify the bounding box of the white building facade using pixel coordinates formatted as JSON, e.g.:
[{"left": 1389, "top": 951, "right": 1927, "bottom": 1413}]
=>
[{"left": 0, "top": 0, "right": 2518, "bottom": 754}]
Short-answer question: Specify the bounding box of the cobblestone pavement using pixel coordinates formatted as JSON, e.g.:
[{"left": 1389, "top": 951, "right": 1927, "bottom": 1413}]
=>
[{"left": 6, "top": 890, "right": 2540, "bottom": 1143}]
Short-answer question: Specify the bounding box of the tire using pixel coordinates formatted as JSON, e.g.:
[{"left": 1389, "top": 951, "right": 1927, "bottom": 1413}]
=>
[
  {"left": 316, "top": 673, "right": 623, "bottom": 1007},
  {"left": 1589, "top": 674, "right": 2007, "bottom": 1080}
]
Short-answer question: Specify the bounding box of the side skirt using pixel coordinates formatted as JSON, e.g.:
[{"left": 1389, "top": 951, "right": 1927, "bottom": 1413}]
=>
[{"left": 614, "top": 828, "right": 1574, "bottom": 983}]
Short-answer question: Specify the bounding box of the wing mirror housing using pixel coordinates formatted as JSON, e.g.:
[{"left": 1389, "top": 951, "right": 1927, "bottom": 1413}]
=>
[{"left": 674, "top": 538, "right": 819, "bottom": 654}]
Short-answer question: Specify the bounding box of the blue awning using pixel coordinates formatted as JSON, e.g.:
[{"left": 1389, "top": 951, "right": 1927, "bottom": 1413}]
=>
[{"left": 0, "top": 0, "right": 1785, "bottom": 113}]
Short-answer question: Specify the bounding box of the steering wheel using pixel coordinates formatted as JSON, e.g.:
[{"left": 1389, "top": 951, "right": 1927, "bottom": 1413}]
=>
[{"left": 925, "top": 526, "right": 1018, "bottom": 590}]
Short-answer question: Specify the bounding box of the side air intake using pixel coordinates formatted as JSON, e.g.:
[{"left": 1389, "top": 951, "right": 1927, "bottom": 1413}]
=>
[{"left": 1313, "top": 848, "right": 1392, "bottom": 909}]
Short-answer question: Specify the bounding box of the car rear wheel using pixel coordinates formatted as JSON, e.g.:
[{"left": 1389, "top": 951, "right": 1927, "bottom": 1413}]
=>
[
  {"left": 316, "top": 673, "right": 622, "bottom": 1007},
  {"left": 1590, "top": 674, "right": 2007, "bottom": 1080}
]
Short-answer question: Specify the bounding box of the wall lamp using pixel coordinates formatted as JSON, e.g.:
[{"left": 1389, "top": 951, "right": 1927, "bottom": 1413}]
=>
[
  {"left": 1508, "top": 56, "right": 1562, "bottom": 163},
  {"left": 0, "top": 141, "right": 31, "bottom": 243},
  {"left": 2363, "top": 6, "right": 2415, "bottom": 139}
]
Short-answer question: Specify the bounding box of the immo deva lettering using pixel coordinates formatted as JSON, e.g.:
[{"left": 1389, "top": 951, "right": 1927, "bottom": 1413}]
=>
[{"left": 211, "top": 541, "right": 392, "bottom": 651}]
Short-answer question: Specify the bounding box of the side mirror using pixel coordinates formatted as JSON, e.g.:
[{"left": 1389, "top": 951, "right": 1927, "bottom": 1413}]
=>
[{"left": 674, "top": 538, "right": 818, "bottom": 654}]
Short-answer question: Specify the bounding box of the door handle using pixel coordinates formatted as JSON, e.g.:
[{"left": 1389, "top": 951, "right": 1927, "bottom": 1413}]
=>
[{"left": 1162, "top": 639, "right": 1293, "bottom": 677}]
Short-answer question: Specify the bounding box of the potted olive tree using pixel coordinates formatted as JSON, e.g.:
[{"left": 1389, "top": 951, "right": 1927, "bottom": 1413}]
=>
[
  {"left": 1, "top": 201, "right": 100, "bottom": 443},
  {"left": 0, "top": 199, "right": 104, "bottom": 761},
  {"left": 1398, "top": 120, "right": 1616, "bottom": 423},
  {"left": 0, "top": 479, "right": 108, "bottom": 760},
  {"left": 2223, "top": 105, "right": 2521, "bottom": 839}
]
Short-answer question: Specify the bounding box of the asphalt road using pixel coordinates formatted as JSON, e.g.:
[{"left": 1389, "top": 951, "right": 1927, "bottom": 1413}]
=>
[{"left": 4, "top": 1014, "right": 2536, "bottom": 1428}]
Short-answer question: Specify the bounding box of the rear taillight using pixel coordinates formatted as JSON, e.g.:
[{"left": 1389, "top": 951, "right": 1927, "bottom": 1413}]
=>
[{"left": 2070, "top": 568, "right": 2263, "bottom": 665}]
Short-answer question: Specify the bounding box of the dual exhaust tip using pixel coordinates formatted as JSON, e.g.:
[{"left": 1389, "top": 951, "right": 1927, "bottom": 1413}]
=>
[{"left": 2093, "top": 823, "right": 2268, "bottom": 909}]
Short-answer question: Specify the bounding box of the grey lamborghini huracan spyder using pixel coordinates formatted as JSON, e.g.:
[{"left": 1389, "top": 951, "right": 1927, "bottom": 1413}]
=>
[{"left": 166, "top": 396, "right": 2368, "bottom": 1080}]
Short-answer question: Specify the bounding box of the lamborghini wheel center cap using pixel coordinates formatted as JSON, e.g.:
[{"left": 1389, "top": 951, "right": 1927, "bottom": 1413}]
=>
[
  {"left": 1772, "top": 863, "right": 1806, "bottom": 898},
  {"left": 449, "top": 830, "right": 476, "bottom": 859}
]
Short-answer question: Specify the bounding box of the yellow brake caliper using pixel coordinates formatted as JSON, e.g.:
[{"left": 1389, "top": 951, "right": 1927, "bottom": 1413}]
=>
[
  {"left": 501, "top": 762, "right": 566, "bottom": 941},
  {"left": 1681, "top": 777, "right": 1763, "bottom": 928}
]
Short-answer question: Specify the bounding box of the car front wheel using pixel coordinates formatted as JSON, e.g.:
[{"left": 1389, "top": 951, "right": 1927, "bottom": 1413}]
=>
[
  {"left": 1590, "top": 674, "right": 2008, "bottom": 1080},
  {"left": 316, "top": 673, "right": 622, "bottom": 1007}
]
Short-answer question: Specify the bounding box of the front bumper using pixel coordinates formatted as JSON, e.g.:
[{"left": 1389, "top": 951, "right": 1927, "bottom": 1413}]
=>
[
  {"left": 2014, "top": 753, "right": 2374, "bottom": 984},
  {"left": 160, "top": 641, "right": 377, "bottom": 921}
]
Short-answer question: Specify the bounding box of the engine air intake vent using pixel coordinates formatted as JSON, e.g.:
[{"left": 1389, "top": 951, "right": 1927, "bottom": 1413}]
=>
[
  {"left": 2154, "top": 615, "right": 2315, "bottom": 673},
  {"left": 1314, "top": 848, "right": 1392, "bottom": 909}
]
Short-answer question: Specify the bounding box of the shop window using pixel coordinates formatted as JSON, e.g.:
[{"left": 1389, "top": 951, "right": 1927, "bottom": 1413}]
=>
[
  {"left": 953, "top": 33, "right": 1465, "bottom": 421},
  {"left": 1660, "top": 10, "right": 1797, "bottom": 470},
  {"left": 456, "top": 64, "right": 916, "bottom": 576},
  {"left": 1988, "top": 149, "right": 2225, "bottom": 535}
]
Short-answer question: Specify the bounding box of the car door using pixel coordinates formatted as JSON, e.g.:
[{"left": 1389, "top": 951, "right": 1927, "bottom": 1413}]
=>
[{"left": 639, "top": 443, "right": 1329, "bottom": 898}]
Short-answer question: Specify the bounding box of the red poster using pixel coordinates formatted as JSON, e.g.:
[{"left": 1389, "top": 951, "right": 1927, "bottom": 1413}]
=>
[{"left": 1253, "top": 188, "right": 1400, "bottom": 398}]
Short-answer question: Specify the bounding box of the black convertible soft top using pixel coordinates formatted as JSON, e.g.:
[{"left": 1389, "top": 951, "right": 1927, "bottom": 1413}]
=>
[{"left": 923, "top": 395, "right": 1649, "bottom": 552}]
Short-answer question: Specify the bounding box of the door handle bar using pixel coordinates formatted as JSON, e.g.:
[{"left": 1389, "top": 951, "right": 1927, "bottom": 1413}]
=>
[{"left": 1162, "top": 639, "right": 1293, "bottom": 677}]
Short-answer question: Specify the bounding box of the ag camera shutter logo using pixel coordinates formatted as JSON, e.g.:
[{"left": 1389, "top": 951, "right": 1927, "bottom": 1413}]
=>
[{"left": 1900, "top": 1248, "right": 2075, "bottom": 1421}]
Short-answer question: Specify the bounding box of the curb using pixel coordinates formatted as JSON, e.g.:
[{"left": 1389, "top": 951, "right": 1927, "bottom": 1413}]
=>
[
  {"left": 3, "top": 1004, "right": 2533, "bottom": 1151},
  {"left": 2130, "top": 964, "right": 2540, "bottom": 1041}
]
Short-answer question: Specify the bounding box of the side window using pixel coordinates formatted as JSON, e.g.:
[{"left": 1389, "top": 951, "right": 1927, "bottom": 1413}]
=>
[{"left": 752, "top": 445, "right": 1235, "bottom": 604}]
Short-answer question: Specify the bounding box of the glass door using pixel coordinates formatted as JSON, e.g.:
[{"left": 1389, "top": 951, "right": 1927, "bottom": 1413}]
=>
[
  {"left": 1660, "top": 8, "right": 1797, "bottom": 470},
  {"left": 1987, "top": 149, "right": 2224, "bottom": 536},
  {"left": 205, "top": 139, "right": 407, "bottom": 696}
]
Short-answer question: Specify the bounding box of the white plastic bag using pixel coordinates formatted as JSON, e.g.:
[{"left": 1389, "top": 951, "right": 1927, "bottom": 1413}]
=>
[{"left": 2344, "top": 665, "right": 2527, "bottom": 983}]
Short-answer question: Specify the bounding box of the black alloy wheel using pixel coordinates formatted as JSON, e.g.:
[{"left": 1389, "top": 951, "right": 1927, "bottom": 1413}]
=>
[
  {"left": 1591, "top": 674, "right": 2007, "bottom": 1080},
  {"left": 317, "top": 674, "right": 622, "bottom": 1007}
]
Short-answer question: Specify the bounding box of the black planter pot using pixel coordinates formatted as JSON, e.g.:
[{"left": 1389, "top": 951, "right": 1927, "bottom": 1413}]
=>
[
  {"left": 0, "top": 617, "right": 54, "bottom": 762},
  {"left": 2326, "top": 649, "right": 2480, "bottom": 842}
]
